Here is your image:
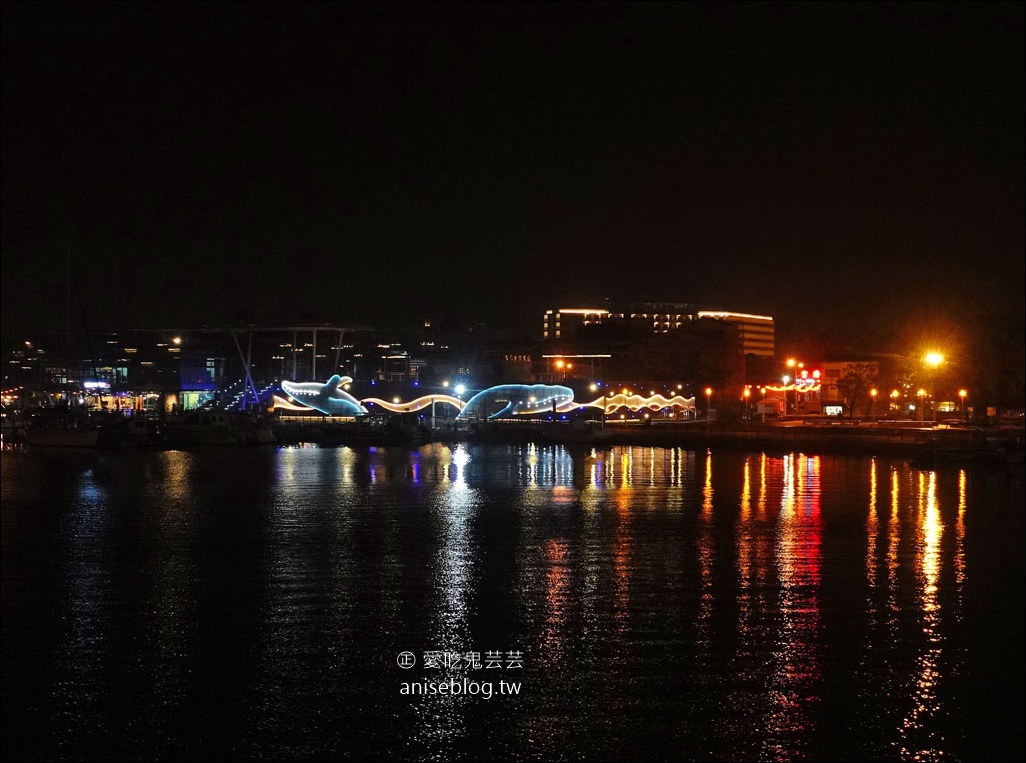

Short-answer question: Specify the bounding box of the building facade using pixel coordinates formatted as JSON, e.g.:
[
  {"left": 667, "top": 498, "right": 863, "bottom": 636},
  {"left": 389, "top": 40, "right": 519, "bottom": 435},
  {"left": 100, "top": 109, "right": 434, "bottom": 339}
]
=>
[
  {"left": 541, "top": 305, "right": 775, "bottom": 358},
  {"left": 696, "top": 311, "right": 775, "bottom": 358}
]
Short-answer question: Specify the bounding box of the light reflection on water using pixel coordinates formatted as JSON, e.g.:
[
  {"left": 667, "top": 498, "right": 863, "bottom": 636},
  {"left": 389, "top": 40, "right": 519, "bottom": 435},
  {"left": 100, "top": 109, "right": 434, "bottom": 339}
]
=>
[
  {"left": 393, "top": 443, "right": 480, "bottom": 760},
  {"left": 1, "top": 444, "right": 1022, "bottom": 761},
  {"left": 766, "top": 454, "right": 823, "bottom": 761}
]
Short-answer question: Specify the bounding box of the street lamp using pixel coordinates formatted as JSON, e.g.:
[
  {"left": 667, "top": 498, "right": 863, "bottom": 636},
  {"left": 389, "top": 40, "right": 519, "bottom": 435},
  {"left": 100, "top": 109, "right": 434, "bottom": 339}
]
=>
[
  {"left": 959, "top": 388, "right": 968, "bottom": 419},
  {"left": 786, "top": 358, "right": 806, "bottom": 415},
  {"left": 743, "top": 386, "right": 751, "bottom": 421},
  {"left": 870, "top": 388, "right": 877, "bottom": 420},
  {"left": 705, "top": 387, "right": 713, "bottom": 427},
  {"left": 917, "top": 388, "right": 927, "bottom": 421},
  {"left": 923, "top": 352, "right": 944, "bottom": 419},
  {"left": 786, "top": 359, "right": 796, "bottom": 413},
  {"left": 554, "top": 358, "right": 565, "bottom": 382}
]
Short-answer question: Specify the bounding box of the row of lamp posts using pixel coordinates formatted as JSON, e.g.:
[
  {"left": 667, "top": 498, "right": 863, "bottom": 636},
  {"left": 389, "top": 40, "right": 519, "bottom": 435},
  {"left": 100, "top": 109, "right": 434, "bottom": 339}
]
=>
[{"left": 576, "top": 351, "right": 968, "bottom": 424}]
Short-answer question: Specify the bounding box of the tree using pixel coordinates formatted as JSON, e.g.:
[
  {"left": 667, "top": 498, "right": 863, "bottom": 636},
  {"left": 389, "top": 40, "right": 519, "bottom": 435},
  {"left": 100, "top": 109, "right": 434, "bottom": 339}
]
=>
[{"left": 837, "top": 362, "right": 879, "bottom": 418}]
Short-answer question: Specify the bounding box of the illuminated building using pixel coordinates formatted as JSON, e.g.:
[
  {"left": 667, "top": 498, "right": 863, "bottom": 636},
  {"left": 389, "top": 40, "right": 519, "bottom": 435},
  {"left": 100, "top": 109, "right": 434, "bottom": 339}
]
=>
[
  {"left": 543, "top": 303, "right": 702, "bottom": 338},
  {"left": 625, "top": 302, "right": 700, "bottom": 333},
  {"left": 541, "top": 305, "right": 774, "bottom": 358},
  {"left": 696, "top": 311, "right": 775, "bottom": 358},
  {"left": 543, "top": 308, "right": 610, "bottom": 339}
]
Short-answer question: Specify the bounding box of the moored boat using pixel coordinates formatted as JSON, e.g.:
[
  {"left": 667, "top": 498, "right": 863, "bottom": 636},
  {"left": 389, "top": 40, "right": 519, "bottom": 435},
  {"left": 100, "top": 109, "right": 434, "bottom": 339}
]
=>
[
  {"left": 1, "top": 405, "right": 29, "bottom": 444},
  {"left": 24, "top": 408, "right": 100, "bottom": 448},
  {"left": 96, "top": 415, "right": 161, "bottom": 447},
  {"left": 27, "top": 427, "right": 101, "bottom": 448},
  {"left": 161, "top": 410, "right": 237, "bottom": 446}
]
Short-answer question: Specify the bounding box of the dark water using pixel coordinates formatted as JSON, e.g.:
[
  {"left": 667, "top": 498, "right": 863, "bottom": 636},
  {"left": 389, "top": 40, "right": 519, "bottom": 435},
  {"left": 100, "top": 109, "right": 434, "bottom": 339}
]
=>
[{"left": 2, "top": 443, "right": 1023, "bottom": 762}]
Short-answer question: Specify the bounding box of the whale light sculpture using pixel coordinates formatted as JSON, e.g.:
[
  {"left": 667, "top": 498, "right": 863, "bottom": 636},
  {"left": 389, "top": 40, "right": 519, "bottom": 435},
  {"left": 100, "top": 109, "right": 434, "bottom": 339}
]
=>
[
  {"left": 280, "top": 375, "right": 368, "bottom": 416},
  {"left": 277, "top": 379, "right": 698, "bottom": 420},
  {"left": 456, "top": 384, "right": 576, "bottom": 420}
]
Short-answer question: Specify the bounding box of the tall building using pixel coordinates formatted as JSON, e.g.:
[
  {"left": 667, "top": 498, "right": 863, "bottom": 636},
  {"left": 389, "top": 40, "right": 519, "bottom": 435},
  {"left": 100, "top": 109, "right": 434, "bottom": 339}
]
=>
[
  {"left": 541, "top": 304, "right": 775, "bottom": 358},
  {"left": 696, "top": 311, "right": 775, "bottom": 358},
  {"left": 625, "top": 302, "right": 699, "bottom": 333},
  {"left": 542, "top": 308, "right": 610, "bottom": 339}
]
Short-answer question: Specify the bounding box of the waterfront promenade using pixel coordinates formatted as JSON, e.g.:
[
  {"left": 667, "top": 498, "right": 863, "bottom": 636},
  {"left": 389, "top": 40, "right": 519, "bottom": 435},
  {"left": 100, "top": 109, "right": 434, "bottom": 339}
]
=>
[
  {"left": 485, "top": 418, "right": 1021, "bottom": 457},
  {"left": 270, "top": 413, "right": 1024, "bottom": 462},
  {"left": 8, "top": 407, "right": 1022, "bottom": 463}
]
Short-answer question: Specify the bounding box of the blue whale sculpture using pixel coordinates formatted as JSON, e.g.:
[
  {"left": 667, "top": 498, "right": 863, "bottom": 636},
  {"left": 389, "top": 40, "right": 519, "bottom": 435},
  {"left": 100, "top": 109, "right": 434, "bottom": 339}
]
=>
[
  {"left": 281, "top": 375, "right": 368, "bottom": 417},
  {"left": 456, "top": 384, "right": 576, "bottom": 420}
]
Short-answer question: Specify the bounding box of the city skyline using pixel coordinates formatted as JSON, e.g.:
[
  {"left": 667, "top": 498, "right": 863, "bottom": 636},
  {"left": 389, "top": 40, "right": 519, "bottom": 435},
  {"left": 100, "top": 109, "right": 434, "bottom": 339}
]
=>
[{"left": 2, "top": 2, "right": 1023, "bottom": 352}]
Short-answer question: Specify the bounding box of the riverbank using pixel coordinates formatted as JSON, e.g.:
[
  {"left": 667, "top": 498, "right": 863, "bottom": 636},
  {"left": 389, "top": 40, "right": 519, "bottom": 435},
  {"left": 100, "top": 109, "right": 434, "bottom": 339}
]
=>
[
  {"left": 7, "top": 410, "right": 1023, "bottom": 465},
  {"left": 472, "top": 418, "right": 1026, "bottom": 463}
]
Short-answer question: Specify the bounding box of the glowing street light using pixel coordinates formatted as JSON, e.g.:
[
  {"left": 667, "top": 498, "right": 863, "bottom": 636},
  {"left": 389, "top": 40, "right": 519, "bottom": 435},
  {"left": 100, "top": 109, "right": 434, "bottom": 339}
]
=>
[
  {"left": 921, "top": 352, "right": 945, "bottom": 419},
  {"left": 785, "top": 358, "right": 806, "bottom": 415},
  {"left": 917, "top": 388, "right": 927, "bottom": 421},
  {"left": 959, "top": 388, "right": 968, "bottom": 419},
  {"left": 870, "top": 388, "right": 877, "bottom": 420},
  {"left": 743, "top": 386, "right": 751, "bottom": 421},
  {"left": 705, "top": 387, "right": 713, "bottom": 427}
]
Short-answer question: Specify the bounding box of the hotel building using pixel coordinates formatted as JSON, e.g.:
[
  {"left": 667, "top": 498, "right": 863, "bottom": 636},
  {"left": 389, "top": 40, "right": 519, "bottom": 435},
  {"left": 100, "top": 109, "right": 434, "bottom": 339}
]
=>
[{"left": 543, "top": 304, "right": 775, "bottom": 358}]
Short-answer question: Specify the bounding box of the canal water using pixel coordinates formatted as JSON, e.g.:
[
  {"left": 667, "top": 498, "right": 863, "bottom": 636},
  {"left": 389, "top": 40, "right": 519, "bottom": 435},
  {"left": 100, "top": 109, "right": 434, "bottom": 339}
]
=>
[{"left": 2, "top": 443, "right": 1023, "bottom": 761}]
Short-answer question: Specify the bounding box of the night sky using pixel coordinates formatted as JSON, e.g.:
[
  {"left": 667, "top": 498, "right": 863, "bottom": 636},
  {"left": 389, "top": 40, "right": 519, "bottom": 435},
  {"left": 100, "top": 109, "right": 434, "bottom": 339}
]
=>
[{"left": 2, "top": 2, "right": 1023, "bottom": 350}]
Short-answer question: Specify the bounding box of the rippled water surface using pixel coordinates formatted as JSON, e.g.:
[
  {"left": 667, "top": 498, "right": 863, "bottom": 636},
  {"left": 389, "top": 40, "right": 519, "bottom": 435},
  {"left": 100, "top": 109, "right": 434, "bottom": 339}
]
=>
[{"left": 2, "top": 443, "right": 1023, "bottom": 761}]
